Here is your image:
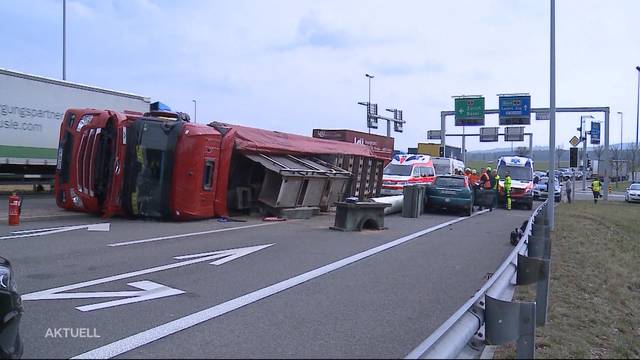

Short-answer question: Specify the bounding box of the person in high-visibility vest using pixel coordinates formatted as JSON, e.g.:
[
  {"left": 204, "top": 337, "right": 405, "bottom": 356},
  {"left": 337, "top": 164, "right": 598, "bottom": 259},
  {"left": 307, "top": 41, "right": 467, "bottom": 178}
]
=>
[
  {"left": 470, "top": 169, "right": 479, "bottom": 186},
  {"left": 591, "top": 178, "right": 601, "bottom": 204},
  {"left": 505, "top": 171, "right": 512, "bottom": 210},
  {"left": 477, "top": 168, "right": 491, "bottom": 211},
  {"left": 492, "top": 169, "right": 500, "bottom": 211}
]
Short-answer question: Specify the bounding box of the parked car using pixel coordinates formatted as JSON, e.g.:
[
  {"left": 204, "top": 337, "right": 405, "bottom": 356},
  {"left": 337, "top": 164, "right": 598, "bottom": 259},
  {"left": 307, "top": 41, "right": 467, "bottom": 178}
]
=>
[
  {"left": 546, "top": 170, "right": 564, "bottom": 181},
  {"left": 533, "top": 171, "right": 546, "bottom": 184},
  {"left": 625, "top": 183, "right": 640, "bottom": 203},
  {"left": 0, "top": 257, "right": 23, "bottom": 359},
  {"left": 533, "top": 176, "right": 561, "bottom": 202},
  {"left": 424, "top": 175, "right": 474, "bottom": 216}
]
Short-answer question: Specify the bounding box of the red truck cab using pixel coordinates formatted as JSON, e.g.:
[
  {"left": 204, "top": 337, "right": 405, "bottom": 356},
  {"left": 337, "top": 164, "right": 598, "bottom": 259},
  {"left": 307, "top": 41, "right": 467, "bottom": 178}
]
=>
[
  {"left": 120, "top": 115, "right": 221, "bottom": 220},
  {"left": 55, "top": 109, "right": 133, "bottom": 215},
  {"left": 55, "top": 109, "right": 222, "bottom": 220}
]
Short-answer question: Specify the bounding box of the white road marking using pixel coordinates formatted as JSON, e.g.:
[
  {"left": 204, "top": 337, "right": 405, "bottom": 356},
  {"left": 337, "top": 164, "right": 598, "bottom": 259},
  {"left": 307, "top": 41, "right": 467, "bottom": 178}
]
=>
[
  {"left": 72, "top": 210, "right": 489, "bottom": 359},
  {"left": 23, "top": 280, "right": 184, "bottom": 312},
  {"left": 0, "top": 223, "right": 110, "bottom": 240},
  {"left": 22, "top": 244, "right": 274, "bottom": 311},
  {"left": 108, "top": 222, "right": 280, "bottom": 247}
]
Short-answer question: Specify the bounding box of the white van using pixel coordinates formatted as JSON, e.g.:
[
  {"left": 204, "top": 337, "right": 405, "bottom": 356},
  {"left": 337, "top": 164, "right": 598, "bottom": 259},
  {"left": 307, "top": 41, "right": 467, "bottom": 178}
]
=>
[{"left": 432, "top": 157, "right": 465, "bottom": 176}]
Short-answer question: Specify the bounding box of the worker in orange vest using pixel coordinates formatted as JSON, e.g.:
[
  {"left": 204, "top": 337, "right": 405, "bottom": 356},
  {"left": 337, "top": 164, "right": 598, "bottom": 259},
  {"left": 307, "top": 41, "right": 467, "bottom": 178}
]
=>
[
  {"left": 469, "top": 169, "right": 479, "bottom": 186},
  {"left": 477, "top": 168, "right": 492, "bottom": 210}
]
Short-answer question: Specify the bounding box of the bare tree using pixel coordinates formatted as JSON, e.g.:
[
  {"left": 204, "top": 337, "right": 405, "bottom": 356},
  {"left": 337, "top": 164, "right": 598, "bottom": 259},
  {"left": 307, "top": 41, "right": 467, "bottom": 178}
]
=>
[
  {"left": 626, "top": 143, "right": 640, "bottom": 181},
  {"left": 592, "top": 145, "right": 605, "bottom": 162},
  {"left": 515, "top": 146, "right": 529, "bottom": 157},
  {"left": 610, "top": 146, "right": 621, "bottom": 184}
]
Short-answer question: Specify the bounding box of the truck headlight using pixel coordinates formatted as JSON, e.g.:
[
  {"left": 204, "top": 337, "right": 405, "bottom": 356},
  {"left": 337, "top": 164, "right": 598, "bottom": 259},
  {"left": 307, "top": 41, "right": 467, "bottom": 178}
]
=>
[
  {"left": 76, "top": 114, "right": 93, "bottom": 132},
  {"left": 69, "top": 188, "right": 83, "bottom": 209}
]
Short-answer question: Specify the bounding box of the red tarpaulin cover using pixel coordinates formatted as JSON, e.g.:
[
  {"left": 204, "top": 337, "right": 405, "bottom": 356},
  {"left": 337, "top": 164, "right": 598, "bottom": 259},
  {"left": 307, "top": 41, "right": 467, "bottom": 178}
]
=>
[{"left": 211, "top": 122, "right": 384, "bottom": 159}]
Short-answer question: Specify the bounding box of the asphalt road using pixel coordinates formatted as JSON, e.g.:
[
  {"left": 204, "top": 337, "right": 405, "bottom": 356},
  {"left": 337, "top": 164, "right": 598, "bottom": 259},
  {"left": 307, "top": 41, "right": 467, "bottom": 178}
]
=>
[{"left": 1, "top": 199, "right": 534, "bottom": 359}]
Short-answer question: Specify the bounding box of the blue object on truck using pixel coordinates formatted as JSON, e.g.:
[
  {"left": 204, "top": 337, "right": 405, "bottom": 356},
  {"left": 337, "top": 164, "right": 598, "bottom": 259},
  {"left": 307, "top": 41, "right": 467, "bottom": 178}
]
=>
[{"left": 150, "top": 101, "right": 172, "bottom": 111}]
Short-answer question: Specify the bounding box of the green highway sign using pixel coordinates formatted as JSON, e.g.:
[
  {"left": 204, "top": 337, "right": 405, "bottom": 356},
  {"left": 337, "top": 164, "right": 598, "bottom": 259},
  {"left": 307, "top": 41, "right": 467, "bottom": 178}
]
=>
[{"left": 455, "top": 97, "right": 485, "bottom": 126}]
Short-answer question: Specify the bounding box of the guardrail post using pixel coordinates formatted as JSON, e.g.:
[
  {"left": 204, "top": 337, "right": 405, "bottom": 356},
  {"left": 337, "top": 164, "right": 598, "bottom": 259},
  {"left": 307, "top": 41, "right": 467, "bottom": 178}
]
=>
[
  {"left": 485, "top": 295, "right": 536, "bottom": 359},
  {"left": 516, "top": 254, "right": 551, "bottom": 327}
]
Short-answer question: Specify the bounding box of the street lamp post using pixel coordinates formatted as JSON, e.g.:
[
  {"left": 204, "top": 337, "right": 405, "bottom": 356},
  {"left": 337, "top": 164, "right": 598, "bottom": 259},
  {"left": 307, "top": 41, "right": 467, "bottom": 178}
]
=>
[
  {"left": 192, "top": 99, "right": 197, "bottom": 124},
  {"left": 636, "top": 66, "right": 640, "bottom": 150},
  {"left": 635, "top": 66, "right": 640, "bottom": 181},
  {"left": 366, "top": 74, "right": 374, "bottom": 134},
  {"left": 548, "top": 0, "right": 556, "bottom": 229},
  {"left": 618, "top": 111, "right": 623, "bottom": 152},
  {"left": 63, "top": 0, "right": 66, "bottom": 80}
]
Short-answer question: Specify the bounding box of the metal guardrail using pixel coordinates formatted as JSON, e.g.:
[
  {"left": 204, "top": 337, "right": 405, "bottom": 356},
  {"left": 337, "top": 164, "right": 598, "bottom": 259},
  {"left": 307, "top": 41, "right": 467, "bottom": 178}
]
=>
[{"left": 406, "top": 200, "right": 551, "bottom": 359}]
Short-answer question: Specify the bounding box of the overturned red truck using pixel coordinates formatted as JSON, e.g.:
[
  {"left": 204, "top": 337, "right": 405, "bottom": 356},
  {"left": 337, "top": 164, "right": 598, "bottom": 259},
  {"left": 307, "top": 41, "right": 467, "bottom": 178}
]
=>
[{"left": 54, "top": 109, "right": 387, "bottom": 220}]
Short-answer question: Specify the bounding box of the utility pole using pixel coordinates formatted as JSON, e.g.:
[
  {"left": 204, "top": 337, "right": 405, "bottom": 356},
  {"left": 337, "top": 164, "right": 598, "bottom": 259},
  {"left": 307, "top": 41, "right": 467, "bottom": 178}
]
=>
[
  {"left": 618, "top": 111, "right": 623, "bottom": 152},
  {"left": 548, "top": 0, "right": 556, "bottom": 229},
  {"left": 366, "top": 74, "right": 374, "bottom": 134},
  {"left": 635, "top": 66, "right": 640, "bottom": 181},
  {"left": 63, "top": 0, "right": 66, "bottom": 80}
]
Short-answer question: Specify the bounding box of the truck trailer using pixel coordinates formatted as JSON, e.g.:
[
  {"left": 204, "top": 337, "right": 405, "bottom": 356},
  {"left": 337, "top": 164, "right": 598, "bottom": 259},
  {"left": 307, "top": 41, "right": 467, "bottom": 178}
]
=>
[
  {"left": 55, "top": 108, "right": 385, "bottom": 220},
  {"left": 311, "top": 129, "right": 394, "bottom": 163},
  {"left": 0, "top": 68, "right": 150, "bottom": 182}
]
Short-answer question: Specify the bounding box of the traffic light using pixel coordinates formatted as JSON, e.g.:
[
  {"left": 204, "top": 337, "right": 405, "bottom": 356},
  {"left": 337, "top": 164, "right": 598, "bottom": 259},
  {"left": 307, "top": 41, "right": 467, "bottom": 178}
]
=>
[
  {"left": 439, "top": 146, "right": 445, "bottom": 157},
  {"left": 587, "top": 159, "right": 591, "bottom": 169}
]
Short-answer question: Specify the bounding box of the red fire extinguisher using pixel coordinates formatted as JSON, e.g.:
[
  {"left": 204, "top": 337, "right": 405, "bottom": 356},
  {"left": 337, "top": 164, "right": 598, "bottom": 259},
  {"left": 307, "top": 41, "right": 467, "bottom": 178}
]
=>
[{"left": 8, "top": 193, "right": 21, "bottom": 226}]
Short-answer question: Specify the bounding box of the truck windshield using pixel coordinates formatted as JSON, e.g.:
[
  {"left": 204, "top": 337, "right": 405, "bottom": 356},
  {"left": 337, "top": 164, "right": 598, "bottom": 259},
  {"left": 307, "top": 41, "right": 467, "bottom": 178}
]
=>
[
  {"left": 498, "top": 165, "right": 533, "bottom": 182},
  {"left": 122, "top": 119, "right": 182, "bottom": 218},
  {"left": 383, "top": 164, "right": 412, "bottom": 176}
]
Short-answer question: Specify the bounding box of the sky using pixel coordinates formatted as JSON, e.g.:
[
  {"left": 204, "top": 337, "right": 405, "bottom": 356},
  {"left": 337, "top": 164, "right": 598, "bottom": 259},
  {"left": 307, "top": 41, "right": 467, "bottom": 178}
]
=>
[{"left": 1, "top": 0, "right": 639, "bottom": 152}]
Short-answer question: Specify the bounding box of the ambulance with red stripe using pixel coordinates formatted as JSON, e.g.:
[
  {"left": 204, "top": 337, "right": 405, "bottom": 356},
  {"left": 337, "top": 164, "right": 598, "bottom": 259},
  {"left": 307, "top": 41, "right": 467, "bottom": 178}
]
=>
[
  {"left": 381, "top": 154, "right": 436, "bottom": 195},
  {"left": 496, "top": 156, "right": 534, "bottom": 210}
]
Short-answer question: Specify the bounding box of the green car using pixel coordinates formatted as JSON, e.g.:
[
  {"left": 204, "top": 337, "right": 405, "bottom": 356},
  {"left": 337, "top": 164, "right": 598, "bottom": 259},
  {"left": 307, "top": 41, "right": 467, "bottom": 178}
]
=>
[{"left": 425, "top": 175, "right": 474, "bottom": 216}]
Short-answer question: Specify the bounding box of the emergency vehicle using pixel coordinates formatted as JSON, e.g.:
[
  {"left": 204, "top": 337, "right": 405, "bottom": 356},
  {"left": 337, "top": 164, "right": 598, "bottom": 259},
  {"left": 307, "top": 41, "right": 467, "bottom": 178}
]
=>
[
  {"left": 496, "top": 156, "right": 534, "bottom": 209},
  {"left": 381, "top": 154, "right": 436, "bottom": 195}
]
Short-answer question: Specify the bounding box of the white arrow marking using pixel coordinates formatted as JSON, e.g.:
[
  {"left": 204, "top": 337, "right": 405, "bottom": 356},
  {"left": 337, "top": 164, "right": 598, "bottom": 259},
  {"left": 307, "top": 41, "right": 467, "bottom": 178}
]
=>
[
  {"left": 1, "top": 223, "right": 110, "bottom": 240},
  {"left": 22, "top": 244, "right": 274, "bottom": 311},
  {"left": 173, "top": 245, "right": 274, "bottom": 265},
  {"left": 23, "top": 280, "right": 184, "bottom": 312}
]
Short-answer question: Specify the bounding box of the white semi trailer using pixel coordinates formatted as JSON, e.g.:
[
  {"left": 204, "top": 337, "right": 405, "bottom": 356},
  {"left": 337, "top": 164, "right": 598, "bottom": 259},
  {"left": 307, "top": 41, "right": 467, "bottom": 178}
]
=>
[{"left": 0, "top": 68, "right": 150, "bottom": 183}]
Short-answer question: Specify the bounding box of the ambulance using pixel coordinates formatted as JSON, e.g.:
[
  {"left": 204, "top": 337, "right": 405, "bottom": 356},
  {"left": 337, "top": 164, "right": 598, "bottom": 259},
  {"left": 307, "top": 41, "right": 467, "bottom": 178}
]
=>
[
  {"left": 496, "top": 156, "right": 534, "bottom": 209},
  {"left": 381, "top": 154, "right": 436, "bottom": 195}
]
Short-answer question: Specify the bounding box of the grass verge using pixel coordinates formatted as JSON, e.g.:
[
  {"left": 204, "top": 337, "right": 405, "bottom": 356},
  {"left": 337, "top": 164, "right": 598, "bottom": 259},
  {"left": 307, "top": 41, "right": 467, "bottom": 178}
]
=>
[{"left": 494, "top": 200, "right": 640, "bottom": 359}]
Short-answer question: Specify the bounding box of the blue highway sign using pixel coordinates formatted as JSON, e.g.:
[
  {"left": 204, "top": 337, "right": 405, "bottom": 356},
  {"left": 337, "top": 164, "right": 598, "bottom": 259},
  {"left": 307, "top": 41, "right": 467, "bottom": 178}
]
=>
[{"left": 499, "top": 95, "right": 531, "bottom": 125}]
